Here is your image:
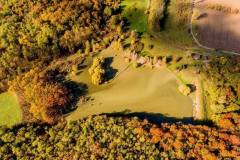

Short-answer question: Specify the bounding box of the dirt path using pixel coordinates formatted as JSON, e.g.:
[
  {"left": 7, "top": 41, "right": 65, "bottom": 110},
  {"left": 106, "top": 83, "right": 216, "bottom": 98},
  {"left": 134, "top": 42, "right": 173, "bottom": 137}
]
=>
[{"left": 193, "top": 77, "right": 206, "bottom": 120}]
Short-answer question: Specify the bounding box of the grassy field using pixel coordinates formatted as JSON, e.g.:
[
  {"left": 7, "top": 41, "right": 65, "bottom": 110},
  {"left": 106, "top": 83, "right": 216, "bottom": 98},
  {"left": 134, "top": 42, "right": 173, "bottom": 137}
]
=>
[
  {"left": 0, "top": 92, "right": 22, "bottom": 126},
  {"left": 67, "top": 67, "right": 193, "bottom": 122},
  {"left": 121, "top": 0, "right": 148, "bottom": 33},
  {"left": 67, "top": 47, "right": 193, "bottom": 122}
]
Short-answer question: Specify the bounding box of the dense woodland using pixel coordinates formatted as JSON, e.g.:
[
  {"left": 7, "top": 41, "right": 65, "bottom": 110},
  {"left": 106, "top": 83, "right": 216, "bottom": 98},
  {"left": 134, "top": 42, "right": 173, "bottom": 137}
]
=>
[
  {"left": 0, "top": 116, "right": 239, "bottom": 159},
  {"left": 0, "top": 0, "right": 122, "bottom": 92},
  {"left": 199, "top": 56, "right": 240, "bottom": 129}
]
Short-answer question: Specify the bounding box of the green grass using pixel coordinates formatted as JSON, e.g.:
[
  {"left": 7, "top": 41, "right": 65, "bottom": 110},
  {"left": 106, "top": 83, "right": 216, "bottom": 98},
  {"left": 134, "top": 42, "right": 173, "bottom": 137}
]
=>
[
  {"left": 140, "top": 34, "right": 190, "bottom": 57},
  {"left": 0, "top": 92, "right": 22, "bottom": 126},
  {"left": 121, "top": 0, "right": 148, "bottom": 33}
]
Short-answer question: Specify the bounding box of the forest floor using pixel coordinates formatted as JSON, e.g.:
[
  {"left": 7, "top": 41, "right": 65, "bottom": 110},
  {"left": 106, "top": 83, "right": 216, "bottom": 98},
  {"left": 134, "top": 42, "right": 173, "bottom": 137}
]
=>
[
  {"left": 0, "top": 92, "right": 22, "bottom": 126},
  {"left": 67, "top": 47, "right": 193, "bottom": 122},
  {"left": 193, "top": 0, "right": 240, "bottom": 53}
]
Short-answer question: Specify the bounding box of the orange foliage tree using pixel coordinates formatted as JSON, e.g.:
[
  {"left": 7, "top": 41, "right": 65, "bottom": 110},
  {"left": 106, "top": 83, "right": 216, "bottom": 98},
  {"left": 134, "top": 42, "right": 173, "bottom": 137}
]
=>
[{"left": 9, "top": 68, "right": 69, "bottom": 123}]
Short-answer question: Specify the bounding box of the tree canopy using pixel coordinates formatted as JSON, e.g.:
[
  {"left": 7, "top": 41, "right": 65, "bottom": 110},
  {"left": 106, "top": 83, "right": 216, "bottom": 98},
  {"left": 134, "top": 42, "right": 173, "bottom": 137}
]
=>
[
  {"left": 0, "top": 116, "right": 239, "bottom": 159},
  {"left": 8, "top": 68, "right": 70, "bottom": 123}
]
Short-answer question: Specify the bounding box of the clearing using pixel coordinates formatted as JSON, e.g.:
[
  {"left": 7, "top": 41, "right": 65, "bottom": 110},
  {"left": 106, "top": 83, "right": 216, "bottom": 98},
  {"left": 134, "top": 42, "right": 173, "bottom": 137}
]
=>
[
  {"left": 67, "top": 0, "right": 196, "bottom": 121},
  {"left": 0, "top": 92, "right": 22, "bottom": 126},
  {"left": 67, "top": 47, "right": 193, "bottom": 122}
]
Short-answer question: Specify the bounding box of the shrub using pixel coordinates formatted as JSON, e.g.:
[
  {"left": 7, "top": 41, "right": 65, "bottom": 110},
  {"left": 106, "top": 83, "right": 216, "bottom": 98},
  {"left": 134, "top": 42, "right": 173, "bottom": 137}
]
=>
[
  {"left": 207, "top": 4, "right": 240, "bottom": 14},
  {"left": 104, "top": 6, "right": 113, "bottom": 17},
  {"left": 178, "top": 84, "right": 191, "bottom": 96}
]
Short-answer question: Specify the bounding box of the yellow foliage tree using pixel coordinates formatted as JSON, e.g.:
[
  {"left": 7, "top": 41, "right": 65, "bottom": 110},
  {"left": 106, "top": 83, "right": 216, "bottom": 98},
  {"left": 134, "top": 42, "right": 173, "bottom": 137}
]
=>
[{"left": 88, "top": 57, "right": 105, "bottom": 85}]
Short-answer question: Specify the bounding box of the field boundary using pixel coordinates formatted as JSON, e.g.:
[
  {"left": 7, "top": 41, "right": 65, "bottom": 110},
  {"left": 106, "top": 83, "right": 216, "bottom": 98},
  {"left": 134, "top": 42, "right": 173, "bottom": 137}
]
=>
[{"left": 190, "top": 0, "right": 240, "bottom": 56}]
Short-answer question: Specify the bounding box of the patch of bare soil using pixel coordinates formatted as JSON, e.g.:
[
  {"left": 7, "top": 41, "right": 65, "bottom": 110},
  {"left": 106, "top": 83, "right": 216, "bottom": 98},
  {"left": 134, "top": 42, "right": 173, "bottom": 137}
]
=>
[{"left": 195, "top": 0, "right": 240, "bottom": 53}]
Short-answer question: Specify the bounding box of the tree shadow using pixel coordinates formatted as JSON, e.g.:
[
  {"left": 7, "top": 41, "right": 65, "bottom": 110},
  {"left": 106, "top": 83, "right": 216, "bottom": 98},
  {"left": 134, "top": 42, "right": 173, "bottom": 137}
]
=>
[
  {"left": 77, "top": 64, "right": 88, "bottom": 70},
  {"left": 103, "top": 57, "right": 118, "bottom": 81},
  {"left": 159, "top": 0, "right": 170, "bottom": 31},
  {"left": 76, "top": 64, "right": 87, "bottom": 75},
  {"left": 102, "top": 109, "right": 214, "bottom": 126},
  {"left": 196, "top": 13, "right": 208, "bottom": 20},
  {"left": 62, "top": 80, "right": 88, "bottom": 114},
  {"left": 187, "top": 84, "right": 197, "bottom": 92}
]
